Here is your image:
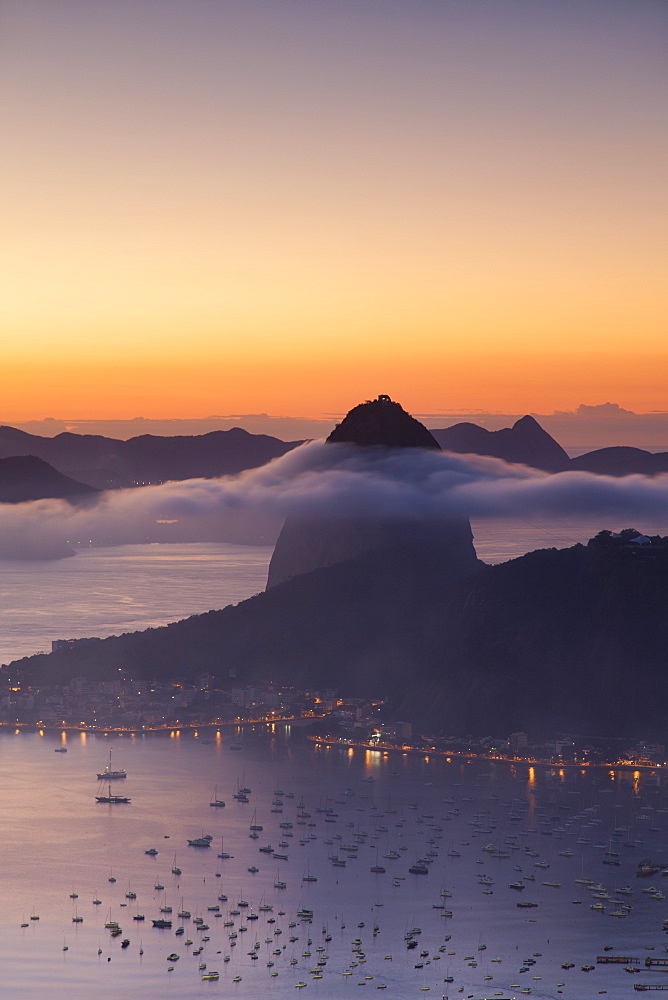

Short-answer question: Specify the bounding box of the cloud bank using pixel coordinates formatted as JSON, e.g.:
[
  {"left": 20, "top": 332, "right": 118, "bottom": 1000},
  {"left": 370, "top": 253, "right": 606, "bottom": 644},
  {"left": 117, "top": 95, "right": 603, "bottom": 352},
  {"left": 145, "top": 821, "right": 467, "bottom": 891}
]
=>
[{"left": 1, "top": 441, "right": 667, "bottom": 559}]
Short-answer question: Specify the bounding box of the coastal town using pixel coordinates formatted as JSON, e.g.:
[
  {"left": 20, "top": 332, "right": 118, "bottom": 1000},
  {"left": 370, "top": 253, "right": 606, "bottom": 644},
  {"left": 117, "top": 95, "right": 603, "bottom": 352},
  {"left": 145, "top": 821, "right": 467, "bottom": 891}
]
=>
[{"left": 0, "top": 667, "right": 665, "bottom": 772}]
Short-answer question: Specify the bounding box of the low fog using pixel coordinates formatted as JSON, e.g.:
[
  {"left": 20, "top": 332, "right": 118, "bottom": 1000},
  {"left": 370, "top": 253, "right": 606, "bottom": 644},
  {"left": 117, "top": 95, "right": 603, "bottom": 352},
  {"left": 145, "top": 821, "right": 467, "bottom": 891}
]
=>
[{"left": 2, "top": 441, "right": 667, "bottom": 559}]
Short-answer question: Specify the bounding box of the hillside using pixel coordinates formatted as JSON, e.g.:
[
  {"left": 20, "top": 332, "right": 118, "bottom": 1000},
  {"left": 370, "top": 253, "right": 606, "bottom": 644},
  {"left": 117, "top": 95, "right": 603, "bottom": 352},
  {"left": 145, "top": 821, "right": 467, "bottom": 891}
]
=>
[
  {"left": 571, "top": 446, "right": 668, "bottom": 476},
  {"left": 9, "top": 530, "right": 668, "bottom": 738},
  {"left": 0, "top": 455, "right": 97, "bottom": 503}
]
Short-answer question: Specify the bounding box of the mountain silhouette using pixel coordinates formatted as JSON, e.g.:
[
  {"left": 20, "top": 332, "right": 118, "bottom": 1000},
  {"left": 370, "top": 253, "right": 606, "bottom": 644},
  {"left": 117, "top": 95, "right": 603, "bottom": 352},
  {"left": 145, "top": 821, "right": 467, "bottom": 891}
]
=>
[
  {"left": 0, "top": 425, "right": 301, "bottom": 489},
  {"left": 571, "top": 446, "right": 668, "bottom": 476},
  {"left": 0, "top": 455, "right": 97, "bottom": 503},
  {"left": 432, "top": 415, "right": 570, "bottom": 472},
  {"left": 267, "top": 395, "right": 478, "bottom": 588}
]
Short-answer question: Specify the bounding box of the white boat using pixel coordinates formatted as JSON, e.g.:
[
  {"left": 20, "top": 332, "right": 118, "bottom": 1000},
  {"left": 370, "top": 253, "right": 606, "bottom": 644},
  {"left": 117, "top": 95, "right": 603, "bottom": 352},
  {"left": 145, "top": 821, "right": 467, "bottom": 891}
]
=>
[{"left": 97, "top": 750, "right": 127, "bottom": 781}]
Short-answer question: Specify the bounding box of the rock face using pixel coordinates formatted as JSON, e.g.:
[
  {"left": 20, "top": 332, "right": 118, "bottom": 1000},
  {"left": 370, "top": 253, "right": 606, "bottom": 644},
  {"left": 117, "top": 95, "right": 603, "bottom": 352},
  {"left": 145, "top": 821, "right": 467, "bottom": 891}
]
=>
[{"left": 266, "top": 396, "right": 479, "bottom": 588}]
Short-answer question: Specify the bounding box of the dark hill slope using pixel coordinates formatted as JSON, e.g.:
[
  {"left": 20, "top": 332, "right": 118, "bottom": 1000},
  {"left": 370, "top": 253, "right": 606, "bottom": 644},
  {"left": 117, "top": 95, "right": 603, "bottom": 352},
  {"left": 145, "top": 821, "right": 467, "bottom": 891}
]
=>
[
  {"left": 9, "top": 536, "right": 470, "bottom": 692},
  {"left": 405, "top": 535, "right": 668, "bottom": 737},
  {"left": 9, "top": 532, "right": 668, "bottom": 739},
  {"left": 432, "top": 415, "right": 570, "bottom": 472},
  {"left": 571, "top": 446, "right": 668, "bottom": 476},
  {"left": 0, "top": 456, "right": 97, "bottom": 502}
]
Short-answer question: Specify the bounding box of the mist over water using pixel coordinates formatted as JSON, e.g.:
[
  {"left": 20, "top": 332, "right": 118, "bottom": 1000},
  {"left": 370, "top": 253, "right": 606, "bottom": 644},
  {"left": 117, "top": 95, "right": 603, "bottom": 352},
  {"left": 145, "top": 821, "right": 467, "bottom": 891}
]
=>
[{"left": 2, "top": 442, "right": 668, "bottom": 561}]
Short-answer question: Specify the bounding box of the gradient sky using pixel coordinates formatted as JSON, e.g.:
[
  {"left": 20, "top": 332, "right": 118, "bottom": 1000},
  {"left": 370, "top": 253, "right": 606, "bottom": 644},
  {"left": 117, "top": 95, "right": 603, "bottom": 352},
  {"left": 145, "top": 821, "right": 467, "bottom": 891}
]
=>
[{"left": 2, "top": 0, "right": 666, "bottom": 420}]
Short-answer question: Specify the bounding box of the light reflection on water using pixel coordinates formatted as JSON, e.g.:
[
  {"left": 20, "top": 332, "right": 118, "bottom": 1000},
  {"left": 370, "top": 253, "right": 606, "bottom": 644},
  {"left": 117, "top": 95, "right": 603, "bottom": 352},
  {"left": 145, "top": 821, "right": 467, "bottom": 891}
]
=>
[
  {"left": 0, "top": 542, "right": 273, "bottom": 663},
  {"left": 0, "top": 728, "right": 666, "bottom": 999}
]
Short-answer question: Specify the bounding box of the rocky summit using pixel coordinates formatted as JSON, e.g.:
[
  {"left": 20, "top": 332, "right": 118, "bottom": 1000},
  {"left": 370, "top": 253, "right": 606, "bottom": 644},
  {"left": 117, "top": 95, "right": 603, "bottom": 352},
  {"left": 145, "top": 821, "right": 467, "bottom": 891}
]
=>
[
  {"left": 266, "top": 395, "right": 479, "bottom": 588},
  {"left": 327, "top": 394, "right": 441, "bottom": 449}
]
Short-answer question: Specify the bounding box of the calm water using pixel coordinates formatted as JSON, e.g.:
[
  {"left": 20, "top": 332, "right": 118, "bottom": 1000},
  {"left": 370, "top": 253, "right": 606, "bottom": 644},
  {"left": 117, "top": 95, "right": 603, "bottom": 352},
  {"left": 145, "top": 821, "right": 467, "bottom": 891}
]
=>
[
  {"left": 1, "top": 728, "right": 666, "bottom": 999},
  {"left": 0, "top": 543, "right": 273, "bottom": 664},
  {"left": 0, "top": 517, "right": 647, "bottom": 664}
]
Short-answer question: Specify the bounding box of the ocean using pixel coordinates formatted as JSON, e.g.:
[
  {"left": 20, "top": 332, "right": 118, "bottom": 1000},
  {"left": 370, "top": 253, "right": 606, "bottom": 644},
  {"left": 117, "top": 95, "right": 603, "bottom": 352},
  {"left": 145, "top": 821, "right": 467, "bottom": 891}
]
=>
[{"left": 0, "top": 542, "right": 273, "bottom": 665}]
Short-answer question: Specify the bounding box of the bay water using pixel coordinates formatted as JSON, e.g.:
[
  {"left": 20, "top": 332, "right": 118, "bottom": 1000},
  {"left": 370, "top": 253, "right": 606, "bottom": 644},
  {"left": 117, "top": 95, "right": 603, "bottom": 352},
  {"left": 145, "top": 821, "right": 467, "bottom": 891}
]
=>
[{"left": 0, "top": 727, "right": 665, "bottom": 999}]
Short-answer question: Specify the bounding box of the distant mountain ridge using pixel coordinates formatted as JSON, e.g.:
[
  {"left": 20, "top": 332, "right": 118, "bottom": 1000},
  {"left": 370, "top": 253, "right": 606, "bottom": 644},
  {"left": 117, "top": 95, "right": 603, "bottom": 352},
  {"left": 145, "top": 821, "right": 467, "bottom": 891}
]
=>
[
  {"left": 432, "top": 415, "right": 570, "bottom": 472},
  {"left": 0, "top": 414, "right": 665, "bottom": 483},
  {"left": 432, "top": 416, "right": 668, "bottom": 476},
  {"left": 0, "top": 425, "right": 302, "bottom": 489},
  {"left": 570, "top": 447, "right": 668, "bottom": 476}
]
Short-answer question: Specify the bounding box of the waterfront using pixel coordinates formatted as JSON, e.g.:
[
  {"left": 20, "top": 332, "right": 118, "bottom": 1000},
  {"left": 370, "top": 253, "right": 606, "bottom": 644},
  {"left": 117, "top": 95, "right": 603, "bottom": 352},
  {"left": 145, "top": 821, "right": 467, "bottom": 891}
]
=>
[{"left": 1, "top": 726, "right": 667, "bottom": 999}]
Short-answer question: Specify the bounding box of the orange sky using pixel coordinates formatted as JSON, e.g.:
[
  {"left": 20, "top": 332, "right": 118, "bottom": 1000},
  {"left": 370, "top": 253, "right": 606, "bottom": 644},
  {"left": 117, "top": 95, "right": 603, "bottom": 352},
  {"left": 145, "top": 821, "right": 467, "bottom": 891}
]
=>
[{"left": 2, "top": 0, "right": 666, "bottom": 420}]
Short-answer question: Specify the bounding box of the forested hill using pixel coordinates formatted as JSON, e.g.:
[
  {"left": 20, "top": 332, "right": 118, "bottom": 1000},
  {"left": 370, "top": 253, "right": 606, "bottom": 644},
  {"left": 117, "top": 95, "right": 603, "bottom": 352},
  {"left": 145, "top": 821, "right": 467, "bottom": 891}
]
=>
[{"left": 9, "top": 530, "right": 668, "bottom": 739}]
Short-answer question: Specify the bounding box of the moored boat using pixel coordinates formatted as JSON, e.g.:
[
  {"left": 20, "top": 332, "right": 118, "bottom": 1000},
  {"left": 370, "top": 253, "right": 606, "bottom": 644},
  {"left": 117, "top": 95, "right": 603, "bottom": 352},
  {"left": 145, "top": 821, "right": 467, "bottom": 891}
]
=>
[
  {"left": 97, "top": 750, "right": 127, "bottom": 780},
  {"left": 188, "top": 834, "right": 213, "bottom": 847}
]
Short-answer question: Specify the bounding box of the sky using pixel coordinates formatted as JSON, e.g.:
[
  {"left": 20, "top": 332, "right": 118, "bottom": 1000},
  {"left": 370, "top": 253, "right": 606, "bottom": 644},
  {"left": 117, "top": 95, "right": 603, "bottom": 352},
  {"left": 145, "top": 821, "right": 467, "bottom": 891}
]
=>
[{"left": 2, "top": 0, "right": 666, "bottom": 422}]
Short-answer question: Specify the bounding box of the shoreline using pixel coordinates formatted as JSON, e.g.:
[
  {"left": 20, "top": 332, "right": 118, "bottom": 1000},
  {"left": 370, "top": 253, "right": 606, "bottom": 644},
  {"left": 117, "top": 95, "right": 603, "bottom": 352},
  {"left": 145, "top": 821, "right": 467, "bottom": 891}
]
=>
[
  {"left": 309, "top": 734, "right": 665, "bottom": 773},
  {"left": 0, "top": 714, "right": 322, "bottom": 735},
  {"left": 2, "top": 718, "right": 662, "bottom": 772}
]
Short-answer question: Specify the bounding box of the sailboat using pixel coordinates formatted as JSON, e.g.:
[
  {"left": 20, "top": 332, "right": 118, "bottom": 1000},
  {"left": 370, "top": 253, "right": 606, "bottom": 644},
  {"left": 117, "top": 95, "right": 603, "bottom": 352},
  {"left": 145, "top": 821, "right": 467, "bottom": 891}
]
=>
[
  {"left": 217, "top": 836, "right": 233, "bottom": 860},
  {"left": 302, "top": 861, "right": 317, "bottom": 883},
  {"left": 370, "top": 853, "right": 386, "bottom": 874},
  {"left": 95, "top": 781, "right": 130, "bottom": 804},
  {"left": 209, "top": 786, "right": 225, "bottom": 808},
  {"left": 249, "top": 810, "right": 263, "bottom": 832},
  {"left": 97, "top": 749, "right": 127, "bottom": 780},
  {"left": 171, "top": 853, "right": 182, "bottom": 875},
  {"left": 274, "top": 869, "right": 287, "bottom": 889},
  {"left": 232, "top": 778, "right": 249, "bottom": 802}
]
